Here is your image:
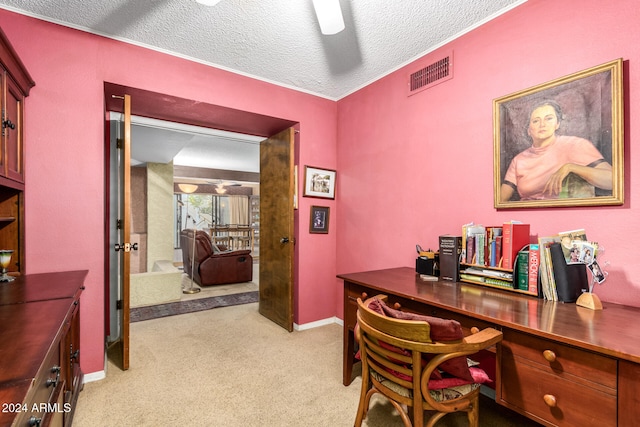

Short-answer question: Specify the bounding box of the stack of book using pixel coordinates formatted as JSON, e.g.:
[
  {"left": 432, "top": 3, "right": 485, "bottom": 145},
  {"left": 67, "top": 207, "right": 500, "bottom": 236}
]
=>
[
  {"left": 538, "top": 229, "right": 595, "bottom": 302},
  {"left": 458, "top": 221, "right": 533, "bottom": 294}
]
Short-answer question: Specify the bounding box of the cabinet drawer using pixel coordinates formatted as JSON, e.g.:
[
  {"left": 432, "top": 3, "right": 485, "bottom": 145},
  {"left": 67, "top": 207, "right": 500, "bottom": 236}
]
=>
[
  {"left": 499, "top": 356, "right": 616, "bottom": 426},
  {"left": 501, "top": 329, "right": 617, "bottom": 389},
  {"left": 13, "top": 343, "right": 62, "bottom": 426}
]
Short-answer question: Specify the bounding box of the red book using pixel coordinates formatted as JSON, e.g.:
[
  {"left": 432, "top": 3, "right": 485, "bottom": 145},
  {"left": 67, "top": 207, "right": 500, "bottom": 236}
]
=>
[
  {"left": 502, "top": 222, "right": 530, "bottom": 270},
  {"left": 528, "top": 244, "right": 540, "bottom": 296}
]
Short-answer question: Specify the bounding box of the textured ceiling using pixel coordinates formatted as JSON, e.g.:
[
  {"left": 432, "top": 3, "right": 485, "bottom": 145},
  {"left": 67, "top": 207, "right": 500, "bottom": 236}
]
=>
[{"left": 0, "top": 0, "right": 525, "bottom": 100}]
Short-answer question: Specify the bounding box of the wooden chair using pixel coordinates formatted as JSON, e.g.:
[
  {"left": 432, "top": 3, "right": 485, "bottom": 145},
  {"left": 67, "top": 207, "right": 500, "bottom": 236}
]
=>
[{"left": 354, "top": 295, "right": 503, "bottom": 427}]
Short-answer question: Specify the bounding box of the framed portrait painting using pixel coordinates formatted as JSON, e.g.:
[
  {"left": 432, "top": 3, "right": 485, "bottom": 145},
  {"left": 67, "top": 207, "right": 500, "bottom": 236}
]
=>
[
  {"left": 493, "top": 58, "right": 624, "bottom": 209},
  {"left": 303, "top": 166, "right": 336, "bottom": 199},
  {"left": 309, "top": 206, "right": 330, "bottom": 234}
]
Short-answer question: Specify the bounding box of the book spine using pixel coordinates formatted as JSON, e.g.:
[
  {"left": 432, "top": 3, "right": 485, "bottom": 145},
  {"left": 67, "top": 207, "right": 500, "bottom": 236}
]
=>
[
  {"left": 502, "top": 223, "right": 530, "bottom": 270},
  {"left": 476, "top": 234, "right": 485, "bottom": 266},
  {"left": 439, "top": 235, "right": 462, "bottom": 282},
  {"left": 503, "top": 224, "right": 514, "bottom": 269},
  {"left": 516, "top": 250, "right": 529, "bottom": 290},
  {"left": 466, "top": 235, "right": 475, "bottom": 264},
  {"left": 490, "top": 239, "right": 497, "bottom": 267},
  {"left": 528, "top": 244, "right": 540, "bottom": 296}
]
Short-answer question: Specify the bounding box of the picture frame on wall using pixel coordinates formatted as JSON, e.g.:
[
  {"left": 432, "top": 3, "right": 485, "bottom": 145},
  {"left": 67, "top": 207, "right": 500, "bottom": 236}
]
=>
[
  {"left": 303, "top": 166, "right": 336, "bottom": 199},
  {"left": 493, "top": 58, "right": 624, "bottom": 209},
  {"left": 309, "top": 206, "right": 330, "bottom": 234}
]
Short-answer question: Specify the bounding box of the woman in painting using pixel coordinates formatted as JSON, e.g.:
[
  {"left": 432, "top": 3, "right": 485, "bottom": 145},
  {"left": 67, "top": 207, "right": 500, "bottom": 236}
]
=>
[{"left": 500, "top": 100, "right": 613, "bottom": 201}]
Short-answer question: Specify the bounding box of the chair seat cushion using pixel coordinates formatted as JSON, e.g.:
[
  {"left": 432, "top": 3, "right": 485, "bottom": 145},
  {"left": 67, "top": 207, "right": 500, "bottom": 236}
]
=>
[{"left": 370, "top": 369, "right": 484, "bottom": 401}]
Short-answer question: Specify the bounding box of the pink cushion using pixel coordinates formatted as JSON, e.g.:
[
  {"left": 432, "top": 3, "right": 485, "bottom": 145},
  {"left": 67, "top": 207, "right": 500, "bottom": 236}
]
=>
[{"left": 428, "top": 367, "right": 491, "bottom": 390}]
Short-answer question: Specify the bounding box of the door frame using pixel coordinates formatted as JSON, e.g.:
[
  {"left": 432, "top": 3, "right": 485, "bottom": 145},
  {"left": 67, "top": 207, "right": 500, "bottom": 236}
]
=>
[{"left": 103, "top": 83, "right": 299, "bottom": 364}]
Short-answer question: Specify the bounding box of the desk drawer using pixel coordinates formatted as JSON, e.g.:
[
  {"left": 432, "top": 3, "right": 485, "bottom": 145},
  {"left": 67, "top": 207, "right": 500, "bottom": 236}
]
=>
[
  {"left": 501, "top": 329, "right": 617, "bottom": 389},
  {"left": 499, "top": 330, "right": 617, "bottom": 426},
  {"left": 499, "top": 356, "right": 616, "bottom": 426}
]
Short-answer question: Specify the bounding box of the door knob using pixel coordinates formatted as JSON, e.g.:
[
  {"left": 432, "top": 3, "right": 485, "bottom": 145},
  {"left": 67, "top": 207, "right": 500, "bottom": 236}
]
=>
[{"left": 280, "top": 237, "right": 289, "bottom": 244}]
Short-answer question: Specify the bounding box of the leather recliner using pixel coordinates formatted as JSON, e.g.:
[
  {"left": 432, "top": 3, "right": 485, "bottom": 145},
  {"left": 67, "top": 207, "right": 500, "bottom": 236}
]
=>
[{"left": 180, "top": 229, "right": 253, "bottom": 286}]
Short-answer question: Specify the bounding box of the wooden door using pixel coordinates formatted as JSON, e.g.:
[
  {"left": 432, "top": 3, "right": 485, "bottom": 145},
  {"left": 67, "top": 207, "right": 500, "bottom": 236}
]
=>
[
  {"left": 108, "top": 94, "right": 132, "bottom": 370},
  {"left": 259, "top": 128, "right": 295, "bottom": 331}
]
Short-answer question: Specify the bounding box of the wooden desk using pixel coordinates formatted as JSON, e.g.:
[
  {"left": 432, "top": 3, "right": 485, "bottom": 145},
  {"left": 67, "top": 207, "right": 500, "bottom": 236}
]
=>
[{"left": 339, "top": 267, "right": 640, "bottom": 426}]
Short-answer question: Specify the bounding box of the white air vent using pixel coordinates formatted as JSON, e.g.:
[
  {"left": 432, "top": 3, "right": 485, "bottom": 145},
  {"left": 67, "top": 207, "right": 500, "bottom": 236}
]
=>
[{"left": 407, "top": 51, "right": 453, "bottom": 96}]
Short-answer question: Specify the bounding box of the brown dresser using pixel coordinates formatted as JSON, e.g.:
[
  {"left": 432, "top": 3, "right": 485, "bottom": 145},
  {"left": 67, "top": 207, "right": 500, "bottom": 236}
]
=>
[
  {"left": 339, "top": 267, "right": 640, "bottom": 426},
  {"left": 0, "top": 270, "right": 87, "bottom": 427}
]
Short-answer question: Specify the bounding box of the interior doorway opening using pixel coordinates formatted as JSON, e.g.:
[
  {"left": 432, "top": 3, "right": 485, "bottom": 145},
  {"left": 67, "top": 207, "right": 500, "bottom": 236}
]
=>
[{"left": 104, "top": 82, "right": 299, "bottom": 370}]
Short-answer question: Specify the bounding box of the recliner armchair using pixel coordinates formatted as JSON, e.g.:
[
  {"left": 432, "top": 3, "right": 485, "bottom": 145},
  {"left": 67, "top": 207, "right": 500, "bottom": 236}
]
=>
[{"left": 180, "top": 229, "right": 253, "bottom": 286}]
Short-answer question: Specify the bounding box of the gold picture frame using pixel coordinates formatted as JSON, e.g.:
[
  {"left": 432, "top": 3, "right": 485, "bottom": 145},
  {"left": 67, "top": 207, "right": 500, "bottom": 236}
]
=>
[{"left": 493, "top": 59, "right": 624, "bottom": 209}]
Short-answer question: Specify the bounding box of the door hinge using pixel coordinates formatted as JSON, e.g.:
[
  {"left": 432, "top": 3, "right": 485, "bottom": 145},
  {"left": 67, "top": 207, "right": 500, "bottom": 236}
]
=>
[
  {"left": 116, "top": 138, "right": 123, "bottom": 149},
  {"left": 116, "top": 300, "right": 123, "bottom": 309},
  {"left": 116, "top": 219, "right": 122, "bottom": 229}
]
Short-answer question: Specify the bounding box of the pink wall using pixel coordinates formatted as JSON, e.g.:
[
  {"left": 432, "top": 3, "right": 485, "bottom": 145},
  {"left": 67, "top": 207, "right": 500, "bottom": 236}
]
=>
[
  {"left": 3, "top": 0, "right": 640, "bottom": 377},
  {"left": 336, "top": 0, "right": 640, "bottom": 312},
  {"left": 0, "top": 10, "right": 338, "bottom": 375}
]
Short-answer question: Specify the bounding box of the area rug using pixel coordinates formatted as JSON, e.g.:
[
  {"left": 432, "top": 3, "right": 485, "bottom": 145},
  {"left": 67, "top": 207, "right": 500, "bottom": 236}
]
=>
[{"left": 130, "top": 291, "right": 259, "bottom": 322}]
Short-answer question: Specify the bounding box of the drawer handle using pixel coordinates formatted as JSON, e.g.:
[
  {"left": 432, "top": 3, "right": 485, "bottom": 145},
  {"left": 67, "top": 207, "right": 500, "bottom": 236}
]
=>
[
  {"left": 543, "top": 349, "right": 557, "bottom": 362},
  {"left": 361, "top": 292, "right": 368, "bottom": 300},
  {"left": 393, "top": 302, "right": 401, "bottom": 310},
  {"left": 543, "top": 394, "right": 557, "bottom": 407},
  {"left": 470, "top": 327, "right": 480, "bottom": 334},
  {"left": 28, "top": 416, "right": 42, "bottom": 426}
]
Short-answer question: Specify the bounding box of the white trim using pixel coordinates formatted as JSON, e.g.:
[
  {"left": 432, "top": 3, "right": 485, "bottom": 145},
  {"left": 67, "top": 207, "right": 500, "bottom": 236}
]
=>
[
  {"left": 82, "top": 370, "right": 106, "bottom": 384},
  {"left": 294, "top": 316, "right": 342, "bottom": 331}
]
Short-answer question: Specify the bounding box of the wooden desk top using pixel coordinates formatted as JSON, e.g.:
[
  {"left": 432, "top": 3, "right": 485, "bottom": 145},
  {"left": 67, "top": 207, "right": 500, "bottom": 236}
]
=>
[
  {"left": 0, "top": 270, "right": 87, "bottom": 305},
  {"left": 338, "top": 267, "right": 640, "bottom": 364}
]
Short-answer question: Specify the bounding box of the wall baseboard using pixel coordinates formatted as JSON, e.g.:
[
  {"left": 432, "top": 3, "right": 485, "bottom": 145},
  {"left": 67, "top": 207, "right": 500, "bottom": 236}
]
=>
[{"left": 294, "top": 316, "right": 342, "bottom": 331}]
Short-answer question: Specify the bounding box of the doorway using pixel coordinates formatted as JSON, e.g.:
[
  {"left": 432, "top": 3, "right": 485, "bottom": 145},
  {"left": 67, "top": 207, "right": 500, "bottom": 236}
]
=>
[{"left": 104, "top": 82, "right": 299, "bottom": 369}]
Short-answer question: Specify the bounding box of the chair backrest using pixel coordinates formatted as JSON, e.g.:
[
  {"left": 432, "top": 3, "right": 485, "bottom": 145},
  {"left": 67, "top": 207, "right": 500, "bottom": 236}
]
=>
[
  {"left": 194, "top": 230, "right": 214, "bottom": 260},
  {"left": 355, "top": 295, "right": 503, "bottom": 426},
  {"left": 181, "top": 229, "right": 215, "bottom": 264},
  {"left": 356, "top": 296, "right": 436, "bottom": 402}
]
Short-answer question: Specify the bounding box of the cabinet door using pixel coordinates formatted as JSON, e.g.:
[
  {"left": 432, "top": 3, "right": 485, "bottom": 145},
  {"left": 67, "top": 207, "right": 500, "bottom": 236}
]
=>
[
  {"left": 0, "top": 68, "right": 5, "bottom": 177},
  {"left": 4, "top": 74, "right": 24, "bottom": 183}
]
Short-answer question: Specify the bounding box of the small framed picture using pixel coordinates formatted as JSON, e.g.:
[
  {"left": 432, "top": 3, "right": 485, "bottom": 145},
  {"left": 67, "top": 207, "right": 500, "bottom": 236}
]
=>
[
  {"left": 309, "top": 206, "right": 330, "bottom": 234},
  {"left": 303, "top": 166, "right": 336, "bottom": 199}
]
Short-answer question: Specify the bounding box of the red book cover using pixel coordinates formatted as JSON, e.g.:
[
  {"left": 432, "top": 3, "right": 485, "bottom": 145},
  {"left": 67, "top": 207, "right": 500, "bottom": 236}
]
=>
[
  {"left": 528, "top": 243, "right": 540, "bottom": 296},
  {"left": 502, "top": 222, "right": 530, "bottom": 270}
]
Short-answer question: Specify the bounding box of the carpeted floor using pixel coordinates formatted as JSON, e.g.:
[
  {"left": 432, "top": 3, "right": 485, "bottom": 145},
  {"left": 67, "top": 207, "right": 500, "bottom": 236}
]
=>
[
  {"left": 76, "top": 303, "right": 542, "bottom": 426},
  {"left": 130, "top": 291, "right": 259, "bottom": 322}
]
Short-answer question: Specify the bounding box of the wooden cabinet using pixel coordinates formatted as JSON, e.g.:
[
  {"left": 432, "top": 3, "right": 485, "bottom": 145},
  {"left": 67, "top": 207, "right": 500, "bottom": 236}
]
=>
[
  {"left": 0, "top": 27, "right": 34, "bottom": 185},
  {"left": 0, "top": 27, "right": 34, "bottom": 276},
  {"left": 0, "top": 270, "right": 87, "bottom": 427}
]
